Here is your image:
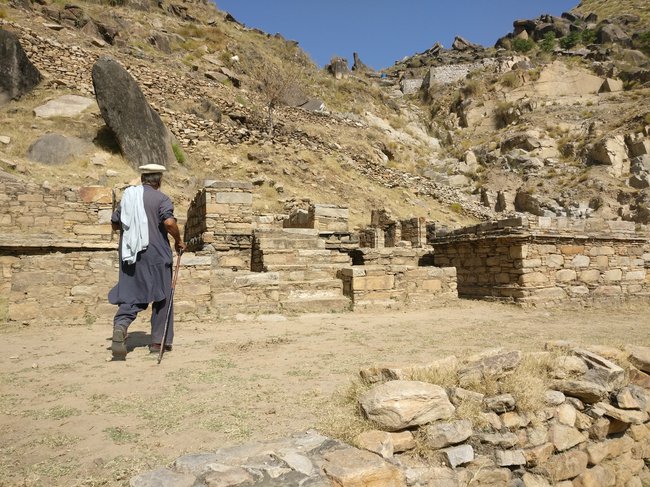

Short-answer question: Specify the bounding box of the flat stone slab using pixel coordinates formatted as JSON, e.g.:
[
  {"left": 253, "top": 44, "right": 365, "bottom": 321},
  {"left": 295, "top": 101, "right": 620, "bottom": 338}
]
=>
[{"left": 34, "top": 94, "right": 96, "bottom": 118}]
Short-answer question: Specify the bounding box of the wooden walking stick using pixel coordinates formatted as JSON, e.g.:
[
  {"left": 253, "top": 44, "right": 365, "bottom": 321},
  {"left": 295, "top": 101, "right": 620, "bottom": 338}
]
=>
[{"left": 158, "top": 250, "right": 183, "bottom": 364}]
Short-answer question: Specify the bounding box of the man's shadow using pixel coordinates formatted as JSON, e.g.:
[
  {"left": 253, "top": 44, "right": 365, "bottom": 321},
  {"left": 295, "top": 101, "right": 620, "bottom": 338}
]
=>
[{"left": 106, "top": 331, "right": 151, "bottom": 353}]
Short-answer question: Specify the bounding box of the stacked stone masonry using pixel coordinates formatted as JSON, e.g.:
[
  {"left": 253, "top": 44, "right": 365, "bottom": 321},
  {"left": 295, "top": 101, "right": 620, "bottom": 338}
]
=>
[
  {"left": 431, "top": 216, "right": 650, "bottom": 304},
  {"left": 184, "top": 181, "right": 253, "bottom": 269},
  {"left": 0, "top": 177, "right": 114, "bottom": 245},
  {"left": 3, "top": 179, "right": 650, "bottom": 326}
]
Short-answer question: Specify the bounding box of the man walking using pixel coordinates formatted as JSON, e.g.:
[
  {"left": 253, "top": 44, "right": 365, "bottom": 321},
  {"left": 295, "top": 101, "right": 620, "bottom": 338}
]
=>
[{"left": 108, "top": 164, "right": 186, "bottom": 360}]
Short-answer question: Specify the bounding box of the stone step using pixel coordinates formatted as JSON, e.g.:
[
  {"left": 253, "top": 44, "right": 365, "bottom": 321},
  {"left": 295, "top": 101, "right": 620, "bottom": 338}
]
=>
[
  {"left": 261, "top": 251, "right": 350, "bottom": 266},
  {"left": 256, "top": 238, "right": 325, "bottom": 250},
  {"left": 256, "top": 228, "right": 320, "bottom": 238},
  {"left": 279, "top": 279, "right": 343, "bottom": 294},
  {"left": 268, "top": 266, "right": 337, "bottom": 281},
  {"left": 280, "top": 296, "right": 351, "bottom": 314}
]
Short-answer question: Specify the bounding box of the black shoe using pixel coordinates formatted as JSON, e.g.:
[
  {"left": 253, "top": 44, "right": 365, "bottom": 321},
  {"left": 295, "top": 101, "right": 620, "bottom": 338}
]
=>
[
  {"left": 111, "top": 326, "right": 127, "bottom": 360},
  {"left": 149, "top": 343, "right": 172, "bottom": 353}
]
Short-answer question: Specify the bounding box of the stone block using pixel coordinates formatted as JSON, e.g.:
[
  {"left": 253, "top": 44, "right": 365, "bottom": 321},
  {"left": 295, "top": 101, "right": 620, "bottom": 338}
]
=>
[
  {"left": 572, "top": 255, "right": 591, "bottom": 267},
  {"left": 74, "top": 224, "right": 111, "bottom": 236},
  {"left": 559, "top": 245, "right": 584, "bottom": 255},
  {"left": 579, "top": 269, "right": 601, "bottom": 283},
  {"left": 573, "top": 465, "right": 615, "bottom": 487},
  {"left": 602, "top": 269, "right": 622, "bottom": 282},
  {"left": 354, "top": 275, "right": 395, "bottom": 291},
  {"left": 519, "top": 272, "right": 547, "bottom": 285},
  {"left": 421, "top": 279, "right": 442, "bottom": 292},
  {"left": 624, "top": 270, "right": 646, "bottom": 281},
  {"left": 545, "top": 254, "right": 564, "bottom": 267},
  {"left": 550, "top": 423, "right": 587, "bottom": 452},
  {"left": 441, "top": 444, "right": 474, "bottom": 468},
  {"left": 495, "top": 449, "right": 526, "bottom": 467},
  {"left": 592, "top": 286, "right": 621, "bottom": 296},
  {"left": 215, "top": 192, "right": 253, "bottom": 205},
  {"left": 544, "top": 450, "right": 588, "bottom": 482},
  {"left": 180, "top": 255, "right": 212, "bottom": 266},
  {"left": 356, "top": 430, "right": 393, "bottom": 459},
  {"left": 522, "top": 258, "right": 542, "bottom": 268},
  {"left": 323, "top": 448, "right": 406, "bottom": 487},
  {"left": 556, "top": 269, "right": 577, "bottom": 282},
  {"left": 78, "top": 186, "right": 112, "bottom": 204},
  {"left": 524, "top": 442, "right": 554, "bottom": 467},
  {"left": 424, "top": 419, "right": 472, "bottom": 449}
]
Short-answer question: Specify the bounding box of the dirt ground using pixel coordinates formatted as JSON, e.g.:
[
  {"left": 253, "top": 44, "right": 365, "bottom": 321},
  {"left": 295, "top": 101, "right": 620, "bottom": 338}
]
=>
[{"left": 1, "top": 299, "right": 649, "bottom": 487}]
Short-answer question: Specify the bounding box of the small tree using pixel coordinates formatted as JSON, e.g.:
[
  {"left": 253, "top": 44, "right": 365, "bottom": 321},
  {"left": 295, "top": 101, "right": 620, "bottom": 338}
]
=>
[
  {"left": 512, "top": 38, "right": 535, "bottom": 53},
  {"left": 539, "top": 32, "right": 556, "bottom": 52},
  {"left": 257, "top": 62, "right": 304, "bottom": 137}
]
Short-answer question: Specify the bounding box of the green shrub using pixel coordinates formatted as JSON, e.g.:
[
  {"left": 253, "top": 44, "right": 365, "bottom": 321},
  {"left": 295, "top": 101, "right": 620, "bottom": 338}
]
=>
[
  {"left": 635, "top": 30, "right": 650, "bottom": 56},
  {"left": 559, "top": 31, "right": 581, "bottom": 49},
  {"left": 172, "top": 143, "right": 185, "bottom": 164},
  {"left": 512, "top": 38, "right": 535, "bottom": 53},
  {"left": 581, "top": 29, "right": 596, "bottom": 45},
  {"left": 450, "top": 202, "right": 463, "bottom": 214},
  {"left": 539, "top": 32, "right": 556, "bottom": 52}
]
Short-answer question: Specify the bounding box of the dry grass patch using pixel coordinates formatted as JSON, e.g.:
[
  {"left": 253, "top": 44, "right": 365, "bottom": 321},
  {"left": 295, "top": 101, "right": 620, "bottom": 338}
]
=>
[{"left": 317, "top": 378, "right": 376, "bottom": 446}]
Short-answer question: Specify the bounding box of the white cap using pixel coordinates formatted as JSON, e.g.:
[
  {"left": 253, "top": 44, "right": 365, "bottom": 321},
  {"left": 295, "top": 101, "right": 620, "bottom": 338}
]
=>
[{"left": 138, "top": 164, "right": 167, "bottom": 173}]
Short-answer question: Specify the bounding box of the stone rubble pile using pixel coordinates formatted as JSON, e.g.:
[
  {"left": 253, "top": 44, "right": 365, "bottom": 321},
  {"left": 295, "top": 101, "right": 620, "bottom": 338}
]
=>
[{"left": 131, "top": 345, "right": 650, "bottom": 486}]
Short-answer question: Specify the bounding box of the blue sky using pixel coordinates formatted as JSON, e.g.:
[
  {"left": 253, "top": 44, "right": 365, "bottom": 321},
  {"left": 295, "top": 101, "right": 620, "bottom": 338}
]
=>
[{"left": 214, "top": 1, "right": 579, "bottom": 70}]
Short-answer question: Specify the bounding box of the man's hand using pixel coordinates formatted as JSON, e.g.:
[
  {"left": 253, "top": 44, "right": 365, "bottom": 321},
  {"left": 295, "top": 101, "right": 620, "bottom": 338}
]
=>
[{"left": 163, "top": 217, "right": 186, "bottom": 255}]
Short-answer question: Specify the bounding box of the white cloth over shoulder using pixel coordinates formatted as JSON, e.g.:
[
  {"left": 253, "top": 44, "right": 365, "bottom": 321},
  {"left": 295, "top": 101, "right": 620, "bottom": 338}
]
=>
[{"left": 120, "top": 185, "right": 149, "bottom": 264}]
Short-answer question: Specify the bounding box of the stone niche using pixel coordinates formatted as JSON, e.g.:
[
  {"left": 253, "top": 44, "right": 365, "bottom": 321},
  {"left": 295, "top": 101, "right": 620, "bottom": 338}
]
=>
[
  {"left": 430, "top": 216, "right": 650, "bottom": 304},
  {"left": 360, "top": 209, "right": 428, "bottom": 249},
  {"left": 283, "top": 203, "right": 349, "bottom": 234}
]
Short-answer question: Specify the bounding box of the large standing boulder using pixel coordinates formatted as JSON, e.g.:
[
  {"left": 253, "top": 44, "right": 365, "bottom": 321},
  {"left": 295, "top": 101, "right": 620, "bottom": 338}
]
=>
[
  {"left": 91, "top": 56, "right": 175, "bottom": 170},
  {"left": 0, "top": 29, "right": 42, "bottom": 105}
]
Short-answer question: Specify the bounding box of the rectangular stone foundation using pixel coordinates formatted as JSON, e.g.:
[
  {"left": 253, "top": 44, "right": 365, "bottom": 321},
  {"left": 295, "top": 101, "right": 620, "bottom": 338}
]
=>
[
  {"left": 431, "top": 217, "right": 650, "bottom": 305},
  {"left": 340, "top": 265, "right": 457, "bottom": 309}
]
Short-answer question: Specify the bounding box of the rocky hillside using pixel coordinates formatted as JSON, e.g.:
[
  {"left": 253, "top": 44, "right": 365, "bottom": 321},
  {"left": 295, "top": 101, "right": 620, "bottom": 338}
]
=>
[{"left": 1, "top": 0, "right": 649, "bottom": 229}]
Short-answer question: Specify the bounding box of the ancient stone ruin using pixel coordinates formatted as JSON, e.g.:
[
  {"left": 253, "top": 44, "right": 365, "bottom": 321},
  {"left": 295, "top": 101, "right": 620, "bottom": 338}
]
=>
[{"left": 1, "top": 177, "right": 649, "bottom": 326}]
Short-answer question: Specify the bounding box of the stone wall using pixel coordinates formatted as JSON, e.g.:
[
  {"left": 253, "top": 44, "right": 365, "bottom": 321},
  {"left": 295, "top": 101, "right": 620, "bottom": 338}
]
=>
[
  {"left": 0, "top": 176, "right": 114, "bottom": 245},
  {"left": 340, "top": 265, "right": 457, "bottom": 309},
  {"left": 400, "top": 217, "right": 426, "bottom": 248},
  {"left": 174, "top": 258, "right": 281, "bottom": 320},
  {"left": 283, "top": 203, "right": 349, "bottom": 233},
  {"left": 184, "top": 181, "right": 253, "bottom": 268},
  {"left": 4, "top": 249, "right": 116, "bottom": 326},
  {"left": 361, "top": 209, "right": 430, "bottom": 248},
  {"left": 431, "top": 216, "right": 650, "bottom": 304}
]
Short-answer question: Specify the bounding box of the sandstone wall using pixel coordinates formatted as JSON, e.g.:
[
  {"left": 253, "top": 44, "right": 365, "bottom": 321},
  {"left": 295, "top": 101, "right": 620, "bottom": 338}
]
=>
[
  {"left": 184, "top": 181, "right": 253, "bottom": 267},
  {"left": 431, "top": 216, "right": 650, "bottom": 304},
  {"left": 0, "top": 177, "right": 114, "bottom": 245},
  {"left": 340, "top": 265, "right": 457, "bottom": 309},
  {"left": 5, "top": 250, "right": 116, "bottom": 326}
]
